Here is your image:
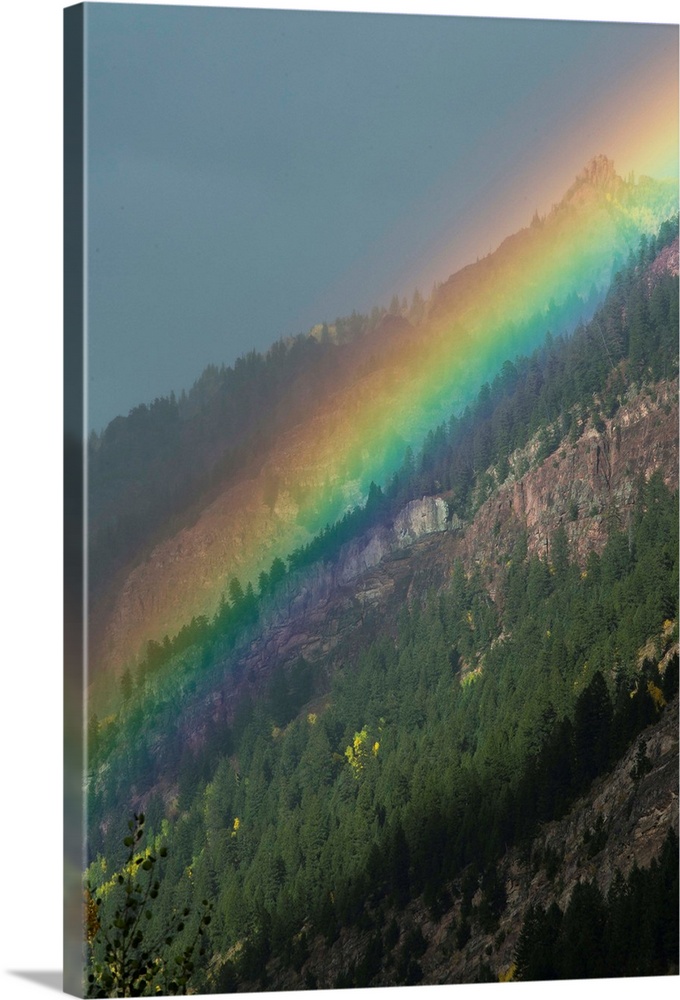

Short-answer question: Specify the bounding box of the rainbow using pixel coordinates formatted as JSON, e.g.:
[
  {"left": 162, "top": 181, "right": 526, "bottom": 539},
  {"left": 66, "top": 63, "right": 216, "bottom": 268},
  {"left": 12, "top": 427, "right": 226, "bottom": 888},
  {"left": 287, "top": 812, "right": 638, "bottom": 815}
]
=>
[{"left": 94, "top": 157, "right": 678, "bottom": 689}]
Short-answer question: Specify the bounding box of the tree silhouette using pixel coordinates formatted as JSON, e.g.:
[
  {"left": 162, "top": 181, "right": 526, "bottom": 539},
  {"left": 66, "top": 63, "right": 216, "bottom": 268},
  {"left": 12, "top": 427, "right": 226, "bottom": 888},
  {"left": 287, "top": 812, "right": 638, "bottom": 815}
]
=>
[{"left": 86, "top": 813, "right": 211, "bottom": 997}]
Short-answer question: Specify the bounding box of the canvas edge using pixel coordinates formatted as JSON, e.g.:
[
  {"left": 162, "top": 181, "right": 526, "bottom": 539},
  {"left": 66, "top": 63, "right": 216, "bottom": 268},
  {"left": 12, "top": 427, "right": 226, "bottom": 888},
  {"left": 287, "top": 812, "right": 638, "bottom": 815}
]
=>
[{"left": 64, "top": 3, "right": 86, "bottom": 996}]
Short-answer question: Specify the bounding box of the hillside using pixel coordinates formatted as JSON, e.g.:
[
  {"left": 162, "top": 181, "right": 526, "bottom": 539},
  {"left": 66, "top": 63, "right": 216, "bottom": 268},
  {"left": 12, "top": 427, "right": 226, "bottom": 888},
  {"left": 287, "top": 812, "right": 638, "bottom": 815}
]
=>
[{"left": 259, "top": 694, "right": 679, "bottom": 988}]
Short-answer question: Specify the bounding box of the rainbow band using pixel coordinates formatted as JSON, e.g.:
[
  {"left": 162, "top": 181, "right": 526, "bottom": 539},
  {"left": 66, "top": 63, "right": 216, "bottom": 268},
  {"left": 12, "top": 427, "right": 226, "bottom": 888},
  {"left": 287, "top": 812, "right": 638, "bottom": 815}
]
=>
[{"left": 98, "top": 164, "right": 678, "bottom": 686}]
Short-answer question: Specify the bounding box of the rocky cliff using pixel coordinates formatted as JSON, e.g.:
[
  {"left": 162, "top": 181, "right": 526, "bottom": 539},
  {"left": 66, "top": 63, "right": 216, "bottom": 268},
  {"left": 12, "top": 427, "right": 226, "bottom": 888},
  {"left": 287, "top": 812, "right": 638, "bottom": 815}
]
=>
[{"left": 460, "top": 377, "right": 679, "bottom": 584}]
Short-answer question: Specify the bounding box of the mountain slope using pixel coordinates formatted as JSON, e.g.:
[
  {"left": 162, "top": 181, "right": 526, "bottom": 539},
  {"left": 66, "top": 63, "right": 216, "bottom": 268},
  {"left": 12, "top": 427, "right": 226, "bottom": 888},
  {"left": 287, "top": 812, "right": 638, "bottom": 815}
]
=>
[
  {"left": 88, "top": 225, "right": 678, "bottom": 727},
  {"left": 88, "top": 366, "right": 678, "bottom": 822}
]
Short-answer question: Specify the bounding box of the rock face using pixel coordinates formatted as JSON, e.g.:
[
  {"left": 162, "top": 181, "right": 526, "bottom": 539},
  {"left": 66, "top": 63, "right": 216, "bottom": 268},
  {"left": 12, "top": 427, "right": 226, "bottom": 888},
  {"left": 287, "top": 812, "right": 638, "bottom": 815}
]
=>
[
  {"left": 222, "top": 500, "right": 455, "bottom": 703},
  {"left": 647, "top": 238, "right": 679, "bottom": 284},
  {"left": 460, "top": 378, "right": 679, "bottom": 579},
  {"left": 394, "top": 497, "right": 449, "bottom": 543}
]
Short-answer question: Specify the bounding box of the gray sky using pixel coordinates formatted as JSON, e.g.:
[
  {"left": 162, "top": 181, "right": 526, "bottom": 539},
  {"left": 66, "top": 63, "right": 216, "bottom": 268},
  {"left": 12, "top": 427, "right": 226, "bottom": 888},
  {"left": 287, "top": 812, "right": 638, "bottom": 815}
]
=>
[{"left": 84, "top": 3, "right": 678, "bottom": 431}]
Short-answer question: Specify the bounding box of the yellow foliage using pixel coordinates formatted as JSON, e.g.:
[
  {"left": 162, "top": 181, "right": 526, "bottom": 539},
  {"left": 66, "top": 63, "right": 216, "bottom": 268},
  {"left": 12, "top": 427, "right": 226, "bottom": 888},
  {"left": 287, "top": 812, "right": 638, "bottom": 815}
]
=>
[
  {"left": 647, "top": 680, "right": 666, "bottom": 710},
  {"left": 461, "top": 668, "right": 482, "bottom": 688},
  {"left": 372, "top": 741, "right": 380, "bottom": 756},
  {"left": 233, "top": 817, "right": 240, "bottom": 832},
  {"left": 345, "top": 727, "right": 370, "bottom": 777},
  {"left": 499, "top": 963, "right": 516, "bottom": 982},
  {"left": 90, "top": 845, "right": 156, "bottom": 899},
  {"left": 84, "top": 888, "right": 100, "bottom": 946},
  {"left": 307, "top": 712, "right": 318, "bottom": 725}
]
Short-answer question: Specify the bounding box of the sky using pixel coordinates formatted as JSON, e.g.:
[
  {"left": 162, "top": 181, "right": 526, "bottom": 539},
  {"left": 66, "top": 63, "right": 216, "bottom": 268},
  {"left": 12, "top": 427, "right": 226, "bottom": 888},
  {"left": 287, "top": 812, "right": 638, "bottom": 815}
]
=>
[
  {"left": 83, "top": 3, "right": 679, "bottom": 431},
  {"left": 0, "top": 3, "right": 678, "bottom": 999}
]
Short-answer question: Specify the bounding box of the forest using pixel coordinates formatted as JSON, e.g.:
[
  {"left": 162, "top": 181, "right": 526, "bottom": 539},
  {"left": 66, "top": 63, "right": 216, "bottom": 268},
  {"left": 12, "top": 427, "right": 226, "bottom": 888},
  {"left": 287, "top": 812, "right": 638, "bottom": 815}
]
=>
[
  {"left": 85, "top": 219, "right": 679, "bottom": 994},
  {"left": 88, "top": 300, "right": 408, "bottom": 598}
]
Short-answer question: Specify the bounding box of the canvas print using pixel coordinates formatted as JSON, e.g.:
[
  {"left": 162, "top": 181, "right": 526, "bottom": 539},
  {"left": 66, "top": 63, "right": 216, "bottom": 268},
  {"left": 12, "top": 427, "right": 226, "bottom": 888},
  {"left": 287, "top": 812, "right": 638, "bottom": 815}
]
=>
[{"left": 64, "top": 3, "right": 679, "bottom": 996}]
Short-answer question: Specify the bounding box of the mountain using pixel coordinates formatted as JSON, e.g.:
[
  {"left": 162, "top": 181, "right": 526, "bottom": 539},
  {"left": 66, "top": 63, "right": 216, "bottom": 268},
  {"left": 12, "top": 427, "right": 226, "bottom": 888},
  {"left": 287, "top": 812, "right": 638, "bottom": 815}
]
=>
[
  {"left": 88, "top": 158, "right": 677, "bottom": 680},
  {"left": 84, "top": 169, "right": 679, "bottom": 995}
]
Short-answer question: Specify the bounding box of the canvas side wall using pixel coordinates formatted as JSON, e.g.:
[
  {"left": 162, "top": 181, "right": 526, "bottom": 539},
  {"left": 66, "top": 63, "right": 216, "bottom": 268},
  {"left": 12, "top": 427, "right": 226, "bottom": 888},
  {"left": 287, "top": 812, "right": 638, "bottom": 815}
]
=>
[{"left": 64, "top": 4, "right": 86, "bottom": 996}]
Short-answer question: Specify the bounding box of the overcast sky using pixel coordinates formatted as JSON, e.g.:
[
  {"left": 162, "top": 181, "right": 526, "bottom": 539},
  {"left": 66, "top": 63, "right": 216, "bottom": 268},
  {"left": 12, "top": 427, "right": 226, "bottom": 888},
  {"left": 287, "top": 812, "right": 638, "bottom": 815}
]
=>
[{"left": 83, "top": 3, "right": 678, "bottom": 431}]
